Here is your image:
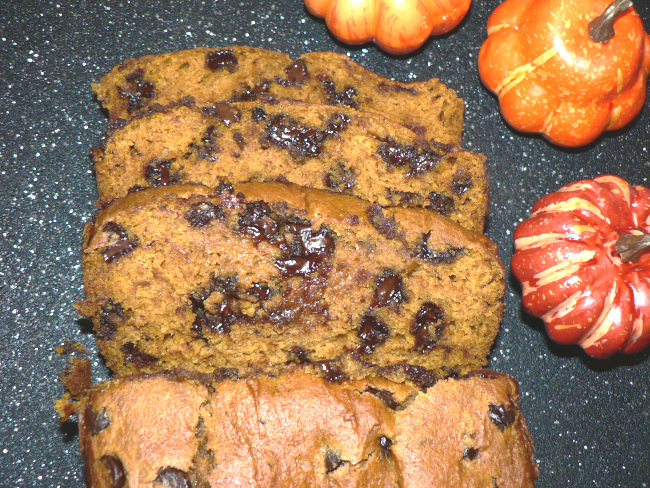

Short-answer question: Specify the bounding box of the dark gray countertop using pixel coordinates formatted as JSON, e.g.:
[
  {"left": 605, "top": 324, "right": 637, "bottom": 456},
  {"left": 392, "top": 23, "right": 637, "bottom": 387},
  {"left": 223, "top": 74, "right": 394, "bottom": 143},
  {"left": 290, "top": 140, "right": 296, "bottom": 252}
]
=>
[{"left": 1, "top": 0, "right": 648, "bottom": 486}]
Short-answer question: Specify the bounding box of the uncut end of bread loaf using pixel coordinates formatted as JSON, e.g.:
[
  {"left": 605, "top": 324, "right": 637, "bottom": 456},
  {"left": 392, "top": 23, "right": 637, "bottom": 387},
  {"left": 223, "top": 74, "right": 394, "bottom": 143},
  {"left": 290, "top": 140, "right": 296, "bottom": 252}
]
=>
[
  {"left": 74, "top": 369, "right": 538, "bottom": 487},
  {"left": 91, "top": 99, "right": 488, "bottom": 233},
  {"left": 91, "top": 46, "right": 464, "bottom": 145},
  {"left": 76, "top": 182, "right": 505, "bottom": 382}
]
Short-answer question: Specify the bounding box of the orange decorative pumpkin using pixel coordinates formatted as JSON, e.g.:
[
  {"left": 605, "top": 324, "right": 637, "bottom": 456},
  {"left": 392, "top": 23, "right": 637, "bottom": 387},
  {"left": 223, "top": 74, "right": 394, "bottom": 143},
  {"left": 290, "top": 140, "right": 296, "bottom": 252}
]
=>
[
  {"left": 478, "top": 0, "right": 650, "bottom": 147},
  {"left": 303, "top": 0, "right": 471, "bottom": 55},
  {"left": 511, "top": 175, "right": 650, "bottom": 358}
]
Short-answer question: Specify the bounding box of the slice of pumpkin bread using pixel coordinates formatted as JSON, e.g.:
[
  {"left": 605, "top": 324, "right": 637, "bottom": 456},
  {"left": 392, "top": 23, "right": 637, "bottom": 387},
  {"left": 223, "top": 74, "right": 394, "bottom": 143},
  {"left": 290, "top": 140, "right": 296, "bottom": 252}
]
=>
[
  {"left": 91, "top": 99, "right": 488, "bottom": 233},
  {"left": 92, "top": 46, "right": 464, "bottom": 145},
  {"left": 73, "top": 370, "right": 537, "bottom": 487},
  {"left": 76, "top": 182, "right": 505, "bottom": 381}
]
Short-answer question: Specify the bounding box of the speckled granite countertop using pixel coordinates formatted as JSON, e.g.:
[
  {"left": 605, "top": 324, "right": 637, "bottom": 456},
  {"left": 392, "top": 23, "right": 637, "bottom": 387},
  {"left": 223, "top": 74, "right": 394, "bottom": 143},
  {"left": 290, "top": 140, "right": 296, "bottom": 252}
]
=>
[{"left": 1, "top": 0, "right": 648, "bottom": 486}]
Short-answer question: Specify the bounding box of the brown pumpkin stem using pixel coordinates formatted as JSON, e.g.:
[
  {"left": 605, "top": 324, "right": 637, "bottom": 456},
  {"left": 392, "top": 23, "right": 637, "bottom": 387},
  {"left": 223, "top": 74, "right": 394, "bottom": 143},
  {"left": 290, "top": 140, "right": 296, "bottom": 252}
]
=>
[
  {"left": 588, "top": 0, "right": 633, "bottom": 44},
  {"left": 615, "top": 232, "right": 650, "bottom": 262}
]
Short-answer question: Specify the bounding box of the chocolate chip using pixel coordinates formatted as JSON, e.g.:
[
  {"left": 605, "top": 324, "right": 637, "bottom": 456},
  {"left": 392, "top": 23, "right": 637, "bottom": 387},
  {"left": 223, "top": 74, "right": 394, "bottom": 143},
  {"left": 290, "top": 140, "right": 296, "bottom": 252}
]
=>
[
  {"left": 357, "top": 314, "right": 390, "bottom": 355},
  {"left": 99, "top": 300, "right": 124, "bottom": 339},
  {"left": 378, "top": 138, "right": 443, "bottom": 176},
  {"left": 374, "top": 270, "right": 408, "bottom": 309},
  {"left": 411, "top": 302, "right": 445, "bottom": 352},
  {"left": 319, "top": 74, "right": 358, "bottom": 108},
  {"left": 85, "top": 406, "right": 110, "bottom": 435},
  {"left": 463, "top": 447, "right": 480, "bottom": 461},
  {"left": 121, "top": 343, "right": 157, "bottom": 366},
  {"left": 251, "top": 107, "right": 267, "bottom": 122},
  {"left": 187, "top": 125, "right": 219, "bottom": 161},
  {"left": 488, "top": 403, "right": 516, "bottom": 431},
  {"left": 190, "top": 275, "right": 241, "bottom": 336},
  {"left": 284, "top": 59, "right": 309, "bottom": 86},
  {"left": 144, "top": 158, "right": 179, "bottom": 187},
  {"left": 247, "top": 282, "right": 271, "bottom": 301},
  {"left": 365, "top": 387, "right": 401, "bottom": 410},
  {"left": 238, "top": 201, "right": 279, "bottom": 243},
  {"left": 452, "top": 173, "right": 473, "bottom": 195},
  {"left": 427, "top": 192, "right": 455, "bottom": 217},
  {"left": 205, "top": 49, "right": 238, "bottom": 72},
  {"left": 155, "top": 467, "right": 192, "bottom": 488},
  {"left": 403, "top": 364, "right": 440, "bottom": 390},
  {"left": 275, "top": 224, "right": 336, "bottom": 277},
  {"left": 262, "top": 113, "right": 350, "bottom": 160},
  {"left": 184, "top": 201, "right": 223, "bottom": 228},
  {"left": 288, "top": 346, "right": 310, "bottom": 365},
  {"left": 319, "top": 361, "right": 347, "bottom": 383},
  {"left": 367, "top": 204, "right": 403, "bottom": 240},
  {"left": 413, "top": 231, "right": 465, "bottom": 264},
  {"left": 100, "top": 455, "right": 126, "bottom": 488},
  {"left": 118, "top": 68, "right": 154, "bottom": 112},
  {"left": 324, "top": 449, "right": 345, "bottom": 473},
  {"left": 379, "top": 436, "right": 393, "bottom": 455},
  {"left": 203, "top": 102, "right": 241, "bottom": 127},
  {"left": 101, "top": 222, "right": 138, "bottom": 263},
  {"left": 325, "top": 163, "right": 357, "bottom": 191},
  {"left": 233, "top": 132, "right": 245, "bottom": 151}
]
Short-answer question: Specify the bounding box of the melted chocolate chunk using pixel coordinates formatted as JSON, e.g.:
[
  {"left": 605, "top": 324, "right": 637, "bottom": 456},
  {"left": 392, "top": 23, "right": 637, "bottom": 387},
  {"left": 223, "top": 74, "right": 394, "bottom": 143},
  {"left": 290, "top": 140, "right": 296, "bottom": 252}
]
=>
[
  {"left": 99, "top": 300, "right": 124, "bottom": 339},
  {"left": 488, "top": 403, "right": 516, "bottom": 431},
  {"left": 413, "top": 231, "right": 465, "bottom": 264},
  {"left": 357, "top": 314, "right": 390, "bottom": 354},
  {"left": 85, "top": 406, "right": 110, "bottom": 435},
  {"left": 190, "top": 275, "right": 240, "bottom": 336},
  {"left": 319, "top": 74, "right": 358, "bottom": 108},
  {"left": 205, "top": 49, "right": 238, "bottom": 72},
  {"left": 238, "top": 201, "right": 279, "bottom": 243},
  {"left": 427, "top": 192, "right": 455, "bottom": 217},
  {"left": 324, "top": 449, "right": 345, "bottom": 473},
  {"left": 325, "top": 163, "right": 357, "bottom": 191},
  {"left": 251, "top": 107, "right": 267, "bottom": 122},
  {"left": 263, "top": 113, "right": 350, "bottom": 160},
  {"left": 155, "top": 467, "right": 192, "bottom": 488},
  {"left": 403, "top": 364, "right": 440, "bottom": 390},
  {"left": 367, "top": 204, "right": 403, "bottom": 240},
  {"left": 319, "top": 361, "right": 347, "bottom": 383},
  {"left": 144, "top": 158, "right": 179, "bottom": 187},
  {"left": 100, "top": 455, "right": 126, "bottom": 488},
  {"left": 275, "top": 224, "right": 336, "bottom": 277},
  {"left": 411, "top": 302, "right": 445, "bottom": 352},
  {"left": 452, "top": 173, "right": 473, "bottom": 195},
  {"left": 118, "top": 69, "right": 154, "bottom": 112},
  {"left": 284, "top": 59, "right": 309, "bottom": 86},
  {"left": 203, "top": 102, "right": 241, "bottom": 127},
  {"left": 247, "top": 282, "right": 271, "bottom": 301},
  {"left": 184, "top": 201, "right": 224, "bottom": 227},
  {"left": 233, "top": 132, "right": 245, "bottom": 151},
  {"left": 101, "top": 222, "right": 138, "bottom": 263},
  {"left": 463, "top": 447, "right": 480, "bottom": 461},
  {"left": 378, "top": 138, "right": 443, "bottom": 176},
  {"left": 121, "top": 343, "right": 157, "bottom": 366},
  {"left": 374, "top": 270, "right": 408, "bottom": 309},
  {"left": 365, "top": 387, "right": 401, "bottom": 410}
]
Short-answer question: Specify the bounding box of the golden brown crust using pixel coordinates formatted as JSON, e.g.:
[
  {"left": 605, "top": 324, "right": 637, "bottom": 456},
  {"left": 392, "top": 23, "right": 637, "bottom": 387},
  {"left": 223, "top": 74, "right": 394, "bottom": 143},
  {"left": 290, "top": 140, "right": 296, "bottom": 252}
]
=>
[
  {"left": 77, "top": 182, "right": 505, "bottom": 382},
  {"left": 76, "top": 370, "right": 537, "bottom": 487},
  {"left": 92, "top": 46, "right": 464, "bottom": 145},
  {"left": 91, "top": 100, "right": 487, "bottom": 232}
]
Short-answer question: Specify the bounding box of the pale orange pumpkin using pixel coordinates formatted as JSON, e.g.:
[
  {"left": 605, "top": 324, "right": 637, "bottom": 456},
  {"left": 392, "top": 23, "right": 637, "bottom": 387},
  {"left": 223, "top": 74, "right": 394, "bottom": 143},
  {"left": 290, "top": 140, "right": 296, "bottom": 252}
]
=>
[{"left": 304, "top": 0, "right": 471, "bottom": 55}]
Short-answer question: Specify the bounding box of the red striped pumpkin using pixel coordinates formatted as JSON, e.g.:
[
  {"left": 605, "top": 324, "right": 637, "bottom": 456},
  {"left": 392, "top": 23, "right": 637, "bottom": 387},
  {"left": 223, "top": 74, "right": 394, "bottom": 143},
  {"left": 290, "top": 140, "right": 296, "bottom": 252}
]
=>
[{"left": 511, "top": 175, "right": 650, "bottom": 358}]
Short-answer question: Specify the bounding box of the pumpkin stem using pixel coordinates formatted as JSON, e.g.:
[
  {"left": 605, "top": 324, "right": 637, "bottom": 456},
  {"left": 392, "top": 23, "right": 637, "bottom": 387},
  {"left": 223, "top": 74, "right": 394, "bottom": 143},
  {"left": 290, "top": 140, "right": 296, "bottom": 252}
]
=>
[
  {"left": 615, "top": 232, "right": 650, "bottom": 262},
  {"left": 588, "top": 0, "right": 633, "bottom": 44}
]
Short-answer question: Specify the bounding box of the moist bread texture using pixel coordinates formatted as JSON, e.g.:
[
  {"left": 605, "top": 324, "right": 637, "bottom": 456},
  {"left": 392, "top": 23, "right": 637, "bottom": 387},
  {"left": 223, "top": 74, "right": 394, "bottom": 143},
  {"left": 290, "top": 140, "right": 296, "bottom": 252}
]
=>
[
  {"left": 76, "top": 369, "right": 538, "bottom": 488},
  {"left": 91, "top": 99, "right": 488, "bottom": 233},
  {"left": 92, "top": 46, "right": 464, "bottom": 145},
  {"left": 76, "top": 182, "right": 505, "bottom": 381}
]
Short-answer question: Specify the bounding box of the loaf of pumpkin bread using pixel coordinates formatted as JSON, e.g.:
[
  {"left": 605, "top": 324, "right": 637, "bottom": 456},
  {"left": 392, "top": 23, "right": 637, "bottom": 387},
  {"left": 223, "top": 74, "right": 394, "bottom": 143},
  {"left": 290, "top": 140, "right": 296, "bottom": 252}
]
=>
[
  {"left": 92, "top": 46, "right": 464, "bottom": 145},
  {"left": 76, "top": 182, "right": 505, "bottom": 381},
  {"left": 91, "top": 99, "right": 488, "bottom": 232},
  {"left": 75, "top": 369, "right": 538, "bottom": 487}
]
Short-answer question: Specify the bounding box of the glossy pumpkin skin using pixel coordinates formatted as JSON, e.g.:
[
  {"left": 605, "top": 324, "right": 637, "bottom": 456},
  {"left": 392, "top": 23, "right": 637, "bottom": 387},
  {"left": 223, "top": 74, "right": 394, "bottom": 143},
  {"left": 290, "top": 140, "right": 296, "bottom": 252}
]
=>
[
  {"left": 511, "top": 175, "right": 650, "bottom": 358},
  {"left": 304, "top": 0, "right": 471, "bottom": 55},
  {"left": 478, "top": 0, "right": 650, "bottom": 147}
]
